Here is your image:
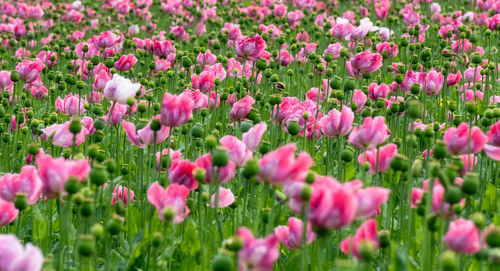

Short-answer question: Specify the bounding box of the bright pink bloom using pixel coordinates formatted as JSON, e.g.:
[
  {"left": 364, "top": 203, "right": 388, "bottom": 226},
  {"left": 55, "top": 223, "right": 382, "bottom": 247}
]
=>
[
  {"left": 92, "top": 31, "right": 120, "bottom": 49},
  {"left": 237, "top": 227, "right": 280, "bottom": 271},
  {"left": 0, "top": 234, "right": 43, "bottom": 270},
  {"left": 55, "top": 93, "right": 86, "bottom": 115},
  {"left": 258, "top": 144, "right": 312, "bottom": 185},
  {"left": 197, "top": 49, "right": 217, "bottom": 66},
  {"left": 0, "top": 165, "right": 42, "bottom": 205},
  {"left": 16, "top": 59, "right": 45, "bottom": 83},
  {"left": 210, "top": 187, "right": 235, "bottom": 208},
  {"left": 191, "top": 71, "right": 215, "bottom": 93},
  {"left": 319, "top": 106, "right": 354, "bottom": 138},
  {"left": 220, "top": 135, "right": 252, "bottom": 167},
  {"left": 195, "top": 153, "right": 235, "bottom": 184},
  {"left": 0, "top": 199, "right": 18, "bottom": 226},
  {"left": 122, "top": 115, "right": 170, "bottom": 148},
  {"left": 331, "top": 23, "right": 355, "bottom": 40},
  {"left": 230, "top": 95, "right": 255, "bottom": 121},
  {"left": 443, "top": 219, "right": 480, "bottom": 254},
  {"left": 36, "top": 50, "right": 57, "bottom": 67},
  {"left": 147, "top": 182, "right": 190, "bottom": 223},
  {"left": 348, "top": 116, "right": 390, "bottom": 150},
  {"left": 309, "top": 177, "right": 357, "bottom": 229},
  {"left": 276, "top": 49, "right": 294, "bottom": 66},
  {"left": 273, "top": 4, "right": 287, "bottom": 17},
  {"left": 443, "top": 123, "right": 487, "bottom": 154},
  {"left": 424, "top": 70, "right": 444, "bottom": 96},
  {"left": 368, "top": 83, "right": 389, "bottom": 100},
  {"left": 350, "top": 50, "right": 383, "bottom": 74},
  {"left": 376, "top": 42, "right": 398, "bottom": 58},
  {"left": 243, "top": 122, "right": 268, "bottom": 152},
  {"left": 323, "top": 43, "right": 342, "bottom": 59},
  {"left": 169, "top": 159, "right": 197, "bottom": 190},
  {"left": 482, "top": 120, "right": 500, "bottom": 160},
  {"left": 464, "top": 67, "right": 482, "bottom": 83},
  {"left": 153, "top": 40, "right": 174, "bottom": 57},
  {"left": 447, "top": 71, "right": 462, "bottom": 87},
  {"left": 340, "top": 219, "right": 379, "bottom": 259},
  {"left": 358, "top": 143, "right": 398, "bottom": 174},
  {"left": 160, "top": 93, "right": 194, "bottom": 127},
  {"left": 487, "top": 14, "right": 500, "bottom": 30},
  {"left": 114, "top": 54, "right": 138, "bottom": 71},
  {"left": 0, "top": 71, "right": 13, "bottom": 89},
  {"left": 274, "top": 217, "right": 316, "bottom": 250},
  {"left": 93, "top": 70, "right": 109, "bottom": 91},
  {"left": 42, "top": 121, "right": 88, "bottom": 147},
  {"left": 353, "top": 185, "right": 390, "bottom": 219},
  {"left": 235, "top": 35, "right": 267, "bottom": 61},
  {"left": 103, "top": 74, "right": 141, "bottom": 105},
  {"left": 36, "top": 154, "right": 90, "bottom": 198},
  {"left": 111, "top": 185, "right": 134, "bottom": 205}
]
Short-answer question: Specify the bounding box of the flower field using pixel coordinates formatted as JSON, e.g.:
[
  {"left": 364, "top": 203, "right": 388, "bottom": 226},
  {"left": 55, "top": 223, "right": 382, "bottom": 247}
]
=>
[{"left": 0, "top": 0, "right": 500, "bottom": 270}]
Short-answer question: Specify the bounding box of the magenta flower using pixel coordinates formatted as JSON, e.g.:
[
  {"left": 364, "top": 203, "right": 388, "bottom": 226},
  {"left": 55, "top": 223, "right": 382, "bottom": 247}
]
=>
[
  {"left": 340, "top": 219, "right": 379, "bottom": 259},
  {"left": 443, "top": 123, "right": 487, "bottom": 155},
  {"left": 443, "top": 219, "right": 480, "bottom": 254},
  {"left": 258, "top": 144, "right": 312, "bottom": 186},
  {"left": 274, "top": 217, "right": 316, "bottom": 250},
  {"left": 122, "top": 115, "right": 170, "bottom": 148},
  {"left": 319, "top": 106, "right": 354, "bottom": 138},
  {"left": 147, "top": 182, "right": 190, "bottom": 223},
  {"left": 358, "top": 143, "right": 398, "bottom": 174},
  {"left": 350, "top": 50, "right": 383, "bottom": 74},
  {"left": 160, "top": 93, "right": 194, "bottom": 127},
  {"left": 0, "top": 165, "right": 42, "bottom": 205},
  {"left": 237, "top": 227, "right": 280, "bottom": 271},
  {"left": 348, "top": 116, "right": 390, "bottom": 150}
]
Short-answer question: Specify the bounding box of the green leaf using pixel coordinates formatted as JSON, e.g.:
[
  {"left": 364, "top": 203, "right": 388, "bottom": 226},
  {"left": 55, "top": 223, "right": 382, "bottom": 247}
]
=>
[{"left": 180, "top": 219, "right": 201, "bottom": 256}]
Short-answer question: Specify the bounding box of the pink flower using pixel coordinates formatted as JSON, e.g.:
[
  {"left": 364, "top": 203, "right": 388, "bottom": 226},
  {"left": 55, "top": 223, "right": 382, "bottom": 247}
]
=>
[
  {"left": 273, "top": 4, "right": 287, "bottom": 17},
  {"left": 331, "top": 22, "right": 355, "bottom": 41},
  {"left": 168, "top": 159, "right": 197, "bottom": 190},
  {"left": 487, "top": 14, "right": 500, "bottom": 30},
  {"left": 197, "top": 49, "right": 217, "bottom": 66},
  {"left": 276, "top": 49, "right": 294, "bottom": 66},
  {"left": 350, "top": 50, "right": 383, "bottom": 74},
  {"left": 358, "top": 143, "right": 398, "bottom": 174},
  {"left": 0, "top": 234, "right": 43, "bottom": 270},
  {"left": 443, "top": 123, "right": 487, "bottom": 155},
  {"left": 323, "top": 43, "right": 342, "bottom": 59},
  {"left": 400, "top": 70, "right": 426, "bottom": 94},
  {"left": 0, "top": 71, "right": 13, "bottom": 89},
  {"left": 220, "top": 135, "right": 252, "bottom": 167},
  {"left": 153, "top": 40, "right": 174, "bottom": 57},
  {"left": 92, "top": 31, "right": 120, "bottom": 49},
  {"left": 210, "top": 187, "right": 235, "bottom": 208},
  {"left": 447, "top": 71, "right": 462, "bottom": 87},
  {"left": 319, "top": 106, "right": 354, "bottom": 138},
  {"left": 348, "top": 116, "right": 390, "bottom": 150},
  {"left": 340, "top": 219, "right": 379, "bottom": 259},
  {"left": 42, "top": 121, "right": 88, "bottom": 147},
  {"left": 195, "top": 153, "right": 236, "bottom": 184},
  {"left": 103, "top": 74, "right": 141, "bottom": 105},
  {"left": 425, "top": 70, "right": 444, "bottom": 96},
  {"left": 230, "top": 95, "right": 255, "bottom": 121},
  {"left": 55, "top": 93, "right": 86, "bottom": 115},
  {"left": 36, "top": 154, "right": 90, "bottom": 198},
  {"left": 191, "top": 71, "right": 215, "bottom": 93},
  {"left": 235, "top": 35, "right": 267, "bottom": 61},
  {"left": 274, "top": 217, "right": 316, "bottom": 250},
  {"left": 242, "top": 122, "right": 267, "bottom": 152},
  {"left": 237, "top": 227, "right": 280, "bottom": 271},
  {"left": 464, "top": 67, "right": 482, "bottom": 83},
  {"left": 147, "top": 182, "right": 190, "bottom": 223},
  {"left": 376, "top": 42, "right": 398, "bottom": 58},
  {"left": 309, "top": 177, "right": 357, "bottom": 229},
  {"left": 122, "top": 115, "right": 170, "bottom": 148},
  {"left": 353, "top": 186, "right": 390, "bottom": 219},
  {"left": 93, "top": 70, "right": 109, "bottom": 91},
  {"left": 482, "top": 120, "right": 500, "bottom": 160},
  {"left": 368, "top": 83, "right": 389, "bottom": 100},
  {"left": 16, "top": 59, "right": 45, "bottom": 83},
  {"left": 0, "top": 199, "right": 18, "bottom": 226},
  {"left": 258, "top": 144, "right": 312, "bottom": 185},
  {"left": 0, "top": 165, "right": 42, "bottom": 205},
  {"left": 160, "top": 93, "right": 194, "bottom": 127},
  {"left": 111, "top": 185, "right": 134, "bottom": 205},
  {"left": 443, "top": 219, "right": 480, "bottom": 254},
  {"left": 36, "top": 50, "right": 57, "bottom": 67},
  {"left": 114, "top": 54, "right": 138, "bottom": 71}
]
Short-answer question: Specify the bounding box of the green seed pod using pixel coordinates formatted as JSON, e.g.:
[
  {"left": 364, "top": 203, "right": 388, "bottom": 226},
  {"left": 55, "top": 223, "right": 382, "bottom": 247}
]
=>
[
  {"left": 14, "top": 193, "right": 28, "bottom": 211},
  {"left": 89, "top": 166, "right": 108, "bottom": 186},
  {"left": 78, "top": 235, "right": 95, "bottom": 257},
  {"left": 242, "top": 159, "right": 260, "bottom": 179},
  {"left": 440, "top": 250, "right": 457, "bottom": 271},
  {"left": 212, "top": 147, "right": 229, "bottom": 167},
  {"left": 462, "top": 173, "right": 479, "bottom": 195},
  {"left": 211, "top": 253, "right": 234, "bottom": 271}
]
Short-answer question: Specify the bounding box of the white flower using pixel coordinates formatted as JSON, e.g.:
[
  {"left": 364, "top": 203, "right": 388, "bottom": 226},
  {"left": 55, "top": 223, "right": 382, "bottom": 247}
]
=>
[{"left": 103, "top": 74, "right": 141, "bottom": 105}]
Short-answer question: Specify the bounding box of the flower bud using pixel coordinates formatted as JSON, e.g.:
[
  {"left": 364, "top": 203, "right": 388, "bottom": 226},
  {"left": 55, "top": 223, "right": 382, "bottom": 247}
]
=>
[
  {"left": 14, "top": 193, "right": 28, "bottom": 211},
  {"left": 443, "top": 185, "right": 462, "bottom": 205},
  {"left": 89, "top": 166, "right": 108, "bottom": 186},
  {"left": 65, "top": 176, "right": 80, "bottom": 195},
  {"left": 78, "top": 235, "right": 95, "bottom": 257},
  {"left": 212, "top": 147, "right": 229, "bottom": 167},
  {"left": 343, "top": 78, "right": 356, "bottom": 92},
  {"left": 359, "top": 240, "right": 375, "bottom": 261},
  {"left": 205, "top": 135, "right": 217, "bottom": 149},
  {"left": 163, "top": 206, "right": 175, "bottom": 221},
  {"left": 440, "top": 250, "right": 457, "bottom": 271},
  {"left": 106, "top": 215, "right": 123, "bottom": 235},
  {"left": 242, "top": 159, "right": 260, "bottom": 179},
  {"left": 300, "top": 185, "right": 312, "bottom": 201},
  {"left": 378, "top": 230, "right": 390, "bottom": 249},
  {"left": 287, "top": 120, "right": 300, "bottom": 136},
  {"left": 150, "top": 118, "right": 162, "bottom": 132},
  {"left": 193, "top": 168, "right": 206, "bottom": 183},
  {"left": 462, "top": 173, "right": 479, "bottom": 195},
  {"left": 80, "top": 198, "right": 94, "bottom": 217},
  {"left": 341, "top": 149, "right": 353, "bottom": 162},
  {"left": 211, "top": 253, "right": 234, "bottom": 271},
  {"left": 191, "top": 125, "right": 203, "bottom": 138},
  {"left": 91, "top": 223, "right": 104, "bottom": 240},
  {"left": 152, "top": 232, "right": 163, "bottom": 247},
  {"left": 471, "top": 212, "right": 486, "bottom": 229},
  {"left": 69, "top": 117, "right": 82, "bottom": 134},
  {"left": 225, "top": 236, "right": 243, "bottom": 251},
  {"left": 486, "top": 227, "right": 500, "bottom": 248}
]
